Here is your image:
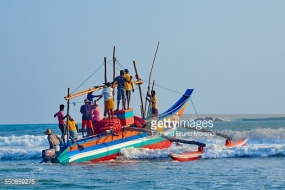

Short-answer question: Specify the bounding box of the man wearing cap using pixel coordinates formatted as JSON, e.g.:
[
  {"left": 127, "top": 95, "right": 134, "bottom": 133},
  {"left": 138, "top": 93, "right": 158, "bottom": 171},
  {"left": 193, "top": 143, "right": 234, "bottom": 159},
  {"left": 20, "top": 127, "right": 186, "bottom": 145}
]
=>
[
  {"left": 44, "top": 129, "right": 63, "bottom": 149},
  {"left": 80, "top": 99, "right": 95, "bottom": 137},
  {"left": 124, "top": 69, "right": 135, "bottom": 109},
  {"left": 96, "top": 82, "right": 114, "bottom": 120},
  {"left": 113, "top": 70, "right": 132, "bottom": 111}
]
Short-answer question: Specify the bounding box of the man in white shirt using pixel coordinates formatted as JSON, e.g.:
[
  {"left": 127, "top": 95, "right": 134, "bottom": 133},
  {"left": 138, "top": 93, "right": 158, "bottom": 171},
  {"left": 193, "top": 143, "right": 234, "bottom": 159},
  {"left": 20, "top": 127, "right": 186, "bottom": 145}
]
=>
[{"left": 96, "top": 82, "right": 114, "bottom": 120}]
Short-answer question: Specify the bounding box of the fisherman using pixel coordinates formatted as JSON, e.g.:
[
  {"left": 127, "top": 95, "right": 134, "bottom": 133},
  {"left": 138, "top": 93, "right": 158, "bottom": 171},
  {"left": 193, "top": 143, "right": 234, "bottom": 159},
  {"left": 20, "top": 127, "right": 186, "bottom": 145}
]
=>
[
  {"left": 113, "top": 70, "right": 132, "bottom": 111},
  {"left": 146, "top": 86, "right": 158, "bottom": 117},
  {"left": 124, "top": 68, "right": 135, "bottom": 109},
  {"left": 96, "top": 82, "right": 114, "bottom": 120},
  {"left": 86, "top": 91, "right": 100, "bottom": 104},
  {"left": 80, "top": 99, "right": 94, "bottom": 137},
  {"left": 68, "top": 115, "right": 79, "bottom": 141},
  {"left": 92, "top": 101, "right": 103, "bottom": 123},
  {"left": 54, "top": 104, "right": 68, "bottom": 145},
  {"left": 44, "top": 129, "right": 63, "bottom": 150}
]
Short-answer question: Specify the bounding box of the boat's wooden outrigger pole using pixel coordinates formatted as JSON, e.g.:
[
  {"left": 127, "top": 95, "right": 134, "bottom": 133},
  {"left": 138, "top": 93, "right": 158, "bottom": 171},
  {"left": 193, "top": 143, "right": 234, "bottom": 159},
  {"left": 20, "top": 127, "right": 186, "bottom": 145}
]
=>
[
  {"left": 133, "top": 61, "right": 145, "bottom": 119},
  {"left": 122, "top": 127, "right": 206, "bottom": 147},
  {"left": 104, "top": 57, "right": 107, "bottom": 84},
  {"left": 145, "top": 42, "right": 160, "bottom": 117},
  {"left": 64, "top": 80, "right": 143, "bottom": 100},
  {"left": 113, "top": 46, "right": 116, "bottom": 100},
  {"left": 66, "top": 88, "right": 70, "bottom": 144}
]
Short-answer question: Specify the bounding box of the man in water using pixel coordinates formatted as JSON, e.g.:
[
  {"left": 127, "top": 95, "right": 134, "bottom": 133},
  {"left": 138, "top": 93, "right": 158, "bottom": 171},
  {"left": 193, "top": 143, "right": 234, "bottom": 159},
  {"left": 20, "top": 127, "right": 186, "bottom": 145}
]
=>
[
  {"left": 124, "top": 69, "right": 134, "bottom": 109},
  {"left": 97, "top": 82, "right": 114, "bottom": 120},
  {"left": 54, "top": 104, "right": 68, "bottom": 145},
  {"left": 113, "top": 70, "right": 132, "bottom": 111},
  {"left": 80, "top": 99, "right": 94, "bottom": 137},
  {"left": 44, "top": 129, "right": 63, "bottom": 150},
  {"left": 147, "top": 86, "right": 158, "bottom": 117}
]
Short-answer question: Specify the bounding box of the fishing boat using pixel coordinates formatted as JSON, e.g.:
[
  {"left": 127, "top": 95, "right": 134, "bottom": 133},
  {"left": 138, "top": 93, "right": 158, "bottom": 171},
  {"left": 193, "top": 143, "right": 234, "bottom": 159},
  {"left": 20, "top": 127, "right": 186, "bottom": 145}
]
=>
[{"left": 42, "top": 45, "right": 202, "bottom": 164}]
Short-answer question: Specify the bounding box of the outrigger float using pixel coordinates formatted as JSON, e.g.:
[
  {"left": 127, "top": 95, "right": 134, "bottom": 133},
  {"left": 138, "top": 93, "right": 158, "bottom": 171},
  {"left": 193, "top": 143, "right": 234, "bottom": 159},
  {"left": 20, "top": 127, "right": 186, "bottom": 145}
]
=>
[{"left": 42, "top": 45, "right": 249, "bottom": 164}]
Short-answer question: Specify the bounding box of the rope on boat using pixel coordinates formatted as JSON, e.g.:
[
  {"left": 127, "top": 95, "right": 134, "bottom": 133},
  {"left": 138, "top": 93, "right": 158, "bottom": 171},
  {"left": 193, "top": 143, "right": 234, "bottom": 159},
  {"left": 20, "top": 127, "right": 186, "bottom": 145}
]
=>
[
  {"left": 190, "top": 97, "right": 199, "bottom": 119},
  {"left": 71, "top": 62, "right": 105, "bottom": 94}
]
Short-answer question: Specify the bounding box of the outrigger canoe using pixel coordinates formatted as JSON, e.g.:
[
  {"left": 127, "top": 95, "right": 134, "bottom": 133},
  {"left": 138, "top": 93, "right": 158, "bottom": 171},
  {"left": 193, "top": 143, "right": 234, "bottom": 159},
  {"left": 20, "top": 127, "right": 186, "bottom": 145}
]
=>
[{"left": 42, "top": 89, "right": 194, "bottom": 164}]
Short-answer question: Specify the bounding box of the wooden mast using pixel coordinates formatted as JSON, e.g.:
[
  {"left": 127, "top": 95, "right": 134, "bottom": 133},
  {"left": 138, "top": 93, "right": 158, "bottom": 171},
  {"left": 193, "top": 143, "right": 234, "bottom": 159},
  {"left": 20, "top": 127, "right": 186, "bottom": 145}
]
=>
[
  {"left": 113, "top": 46, "right": 116, "bottom": 100},
  {"left": 66, "top": 87, "right": 70, "bottom": 145},
  {"left": 145, "top": 42, "right": 160, "bottom": 117},
  {"left": 104, "top": 57, "right": 107, "bottom": 84},
  {"left": 133, "top": 61, "right": 145, "bottom": 119}
]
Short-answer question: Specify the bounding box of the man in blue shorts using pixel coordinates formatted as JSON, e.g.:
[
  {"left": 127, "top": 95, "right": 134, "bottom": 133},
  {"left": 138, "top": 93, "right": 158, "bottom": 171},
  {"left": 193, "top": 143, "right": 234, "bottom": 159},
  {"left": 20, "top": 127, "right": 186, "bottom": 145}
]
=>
[{"left": 113, "top": 70, "right": 132, "bottom": 111}]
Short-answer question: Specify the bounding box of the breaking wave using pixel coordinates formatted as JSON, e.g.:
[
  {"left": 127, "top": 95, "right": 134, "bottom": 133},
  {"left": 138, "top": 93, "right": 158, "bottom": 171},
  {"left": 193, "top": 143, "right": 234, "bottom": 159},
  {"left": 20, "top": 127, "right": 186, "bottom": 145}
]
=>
[
  {"left": 1, "top": 127, "right": 285, "bottom": 160},
  {"left": 0, "top": 135, "right": 47, "bottom": 160}
]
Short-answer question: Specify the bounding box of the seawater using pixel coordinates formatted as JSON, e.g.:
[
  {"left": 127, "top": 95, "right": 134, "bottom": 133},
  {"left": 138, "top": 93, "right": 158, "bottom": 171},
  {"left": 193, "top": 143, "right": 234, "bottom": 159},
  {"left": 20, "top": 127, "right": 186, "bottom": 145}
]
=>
[{"left": 0, "top": 118, "right": 285, "bottom": 189}]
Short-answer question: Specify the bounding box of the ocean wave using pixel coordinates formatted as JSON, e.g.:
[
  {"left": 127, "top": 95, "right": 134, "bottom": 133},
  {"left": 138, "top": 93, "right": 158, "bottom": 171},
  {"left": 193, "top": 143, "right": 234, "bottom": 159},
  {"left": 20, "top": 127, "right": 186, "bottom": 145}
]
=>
[
  {"left": 178, "top": 128, "right": 285, "bottom": 143},
  {"left": 0, "top": 135, "right": 48, "bottom": 147},
  {"left": 0, "top": 135, "right": 48, "bottom": 160},
  {"left": 0, "top": 147, "right": 43, "bottom": 160},
  {"left": 202, "top": 144, "right": 285, "bottom": 159},
  {"left": 221, "top": 128, "right": 285, "bottom": 142},
  {"left": 1, "top": 129, "right": 285, "bottom": 161},
  {"left": 234, "top": 117, "right": 285, "bottom": 122},
  {"left": 119, "top": 143, "right": 285, "bottom": 160}
]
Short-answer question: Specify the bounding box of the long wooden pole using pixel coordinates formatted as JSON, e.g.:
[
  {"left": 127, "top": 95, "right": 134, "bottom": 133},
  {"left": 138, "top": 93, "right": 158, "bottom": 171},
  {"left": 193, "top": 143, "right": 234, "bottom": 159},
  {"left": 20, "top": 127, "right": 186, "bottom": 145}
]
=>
[
  {"left": 64, "top": 80, "right": 143, "bottom": 100},
  {"left": 66, "top": 88, "right": 70, "bottom": 145},
  {"left": 146, "top": 80, "right": 155, "bottom": 118},
  {"left": 104, "top": 57, "right": 107, "bottom": 84},
  {"left": 145, "top": 42, "right": 160, "bottom": 117},
  {"left": 113, "top": 46, "right": 116, "bottom": 100},
  {"left": 104, "top": 57, "right": 107, "bottom": 117},
  {"left": 133, "top": 61, "right": 145, "bottom": 119}
]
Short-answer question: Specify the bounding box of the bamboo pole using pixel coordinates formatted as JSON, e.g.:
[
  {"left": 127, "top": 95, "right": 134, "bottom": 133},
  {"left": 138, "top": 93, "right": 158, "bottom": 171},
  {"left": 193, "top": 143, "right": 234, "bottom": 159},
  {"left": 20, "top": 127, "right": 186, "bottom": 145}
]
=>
[
  {"left": 104, "top": 57, "right": 107, "bottom": 84},
  {"left": 113, "top": 46, "right": 116, "bottom": 100},
  {"left": 133, "top": 61, "right": 145, "bottom": 119},
  {"left": 66, "top": 88, "right": 70, "bottom": 145},
  {"left": 64, "top": 80, "right": 143, "bottom": 100},
  {"left": 146, "top": 80, "right": 155, "bottom": 118},
  {"left": 145, "top": 42, "right": 160, "bottom": 117}
]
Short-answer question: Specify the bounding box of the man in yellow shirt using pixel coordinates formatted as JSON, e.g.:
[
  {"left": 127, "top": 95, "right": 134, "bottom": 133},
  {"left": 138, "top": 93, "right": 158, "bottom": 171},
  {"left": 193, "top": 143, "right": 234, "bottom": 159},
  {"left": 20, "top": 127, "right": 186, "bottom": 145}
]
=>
[
  {"left": 147, "top": 86, "right": 158, "bottom": 117},
  {"left": 68, "top": 115, "right": 79, "bottom": 141},
  {"left": 124, "top": 69, "right": 134, "bottom": 109}
]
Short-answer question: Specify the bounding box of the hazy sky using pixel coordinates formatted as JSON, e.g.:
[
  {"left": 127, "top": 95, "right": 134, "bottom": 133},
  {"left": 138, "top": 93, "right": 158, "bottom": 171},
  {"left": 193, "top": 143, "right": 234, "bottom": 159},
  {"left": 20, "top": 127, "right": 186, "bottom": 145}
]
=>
[{"left": 1, "top": 1, "right": 284, "bottom": 124}]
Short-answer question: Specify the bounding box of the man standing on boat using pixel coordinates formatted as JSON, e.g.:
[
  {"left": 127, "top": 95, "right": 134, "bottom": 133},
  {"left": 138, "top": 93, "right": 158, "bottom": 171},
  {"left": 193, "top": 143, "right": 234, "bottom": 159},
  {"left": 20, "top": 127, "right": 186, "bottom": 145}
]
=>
[
  {"left": 124, "top": 68, "right": 134, "bottom": 110},
  {"left": 54, "top": 104, "right": 68, "bottom": 145},
  {"left": 92, "top": 101, "right": 103, "bottom": 123},
  {"left": 96, "top": 82, "right": 114, "bottom": 120},
  {"left": 80, "top": 99, "right": 94, "bottom": 137},
  {"left": 113, "top": 70, "right": 132, "bottom": 111},
  {"left": 147, "top": 87, "right": 158, "bottom": 117},
  {"left": 68, "top": 115, "right": 79, "bottom": 141},
  {"left": 86, "top": 91, "right": 100, "bottom": 104}
]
